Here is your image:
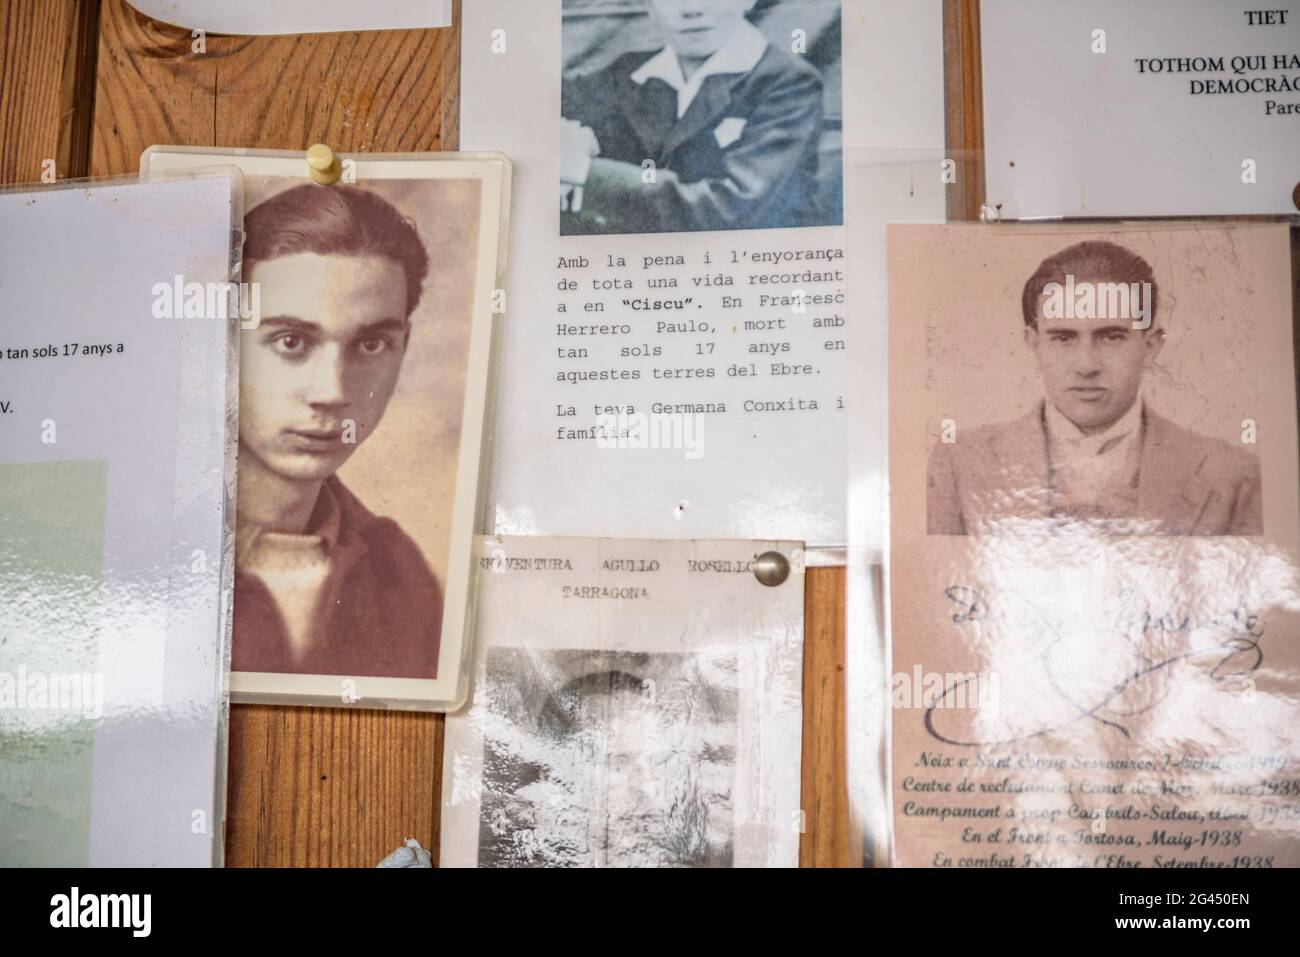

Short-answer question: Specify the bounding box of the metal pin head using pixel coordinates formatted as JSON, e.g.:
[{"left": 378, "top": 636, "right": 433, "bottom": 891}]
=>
[{"left": 753, "top": 550, "right": 791, "bottom": 587}]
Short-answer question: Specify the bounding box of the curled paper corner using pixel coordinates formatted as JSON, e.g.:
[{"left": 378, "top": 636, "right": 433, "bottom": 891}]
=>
[
  {"left": 376, "top": 838, "right": 432, "bottom": 868},
  {"left": 122, "top": 0, "right": 451, "bottom": 36}
]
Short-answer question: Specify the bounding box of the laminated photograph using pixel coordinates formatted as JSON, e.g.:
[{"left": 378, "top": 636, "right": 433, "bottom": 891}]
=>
[
  {"left": 887, "top": 222, "right": 1300, "bottom": 867},
  {"left": 142, "top": 148, "right": 511, "bottom": 710},
  {"left": 0, "top": 174, "right": 240, "bottom": 865},
  {"left": 441, "top": 537, "right": 805, "bottom": 867},
  {"left": 558, "top": 0, "right": 843, "bottom": 236},
  {"left": 462, "top": 0, "right": 946, "bottom": 544}
]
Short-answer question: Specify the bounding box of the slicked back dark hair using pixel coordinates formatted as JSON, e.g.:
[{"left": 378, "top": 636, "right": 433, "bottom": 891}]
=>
[
  {"left": 1021, "top": 240, "right": 1158, "bottom": 331},
  {"left": 244, "top": 184, "right": 429, "bottom": 318}
]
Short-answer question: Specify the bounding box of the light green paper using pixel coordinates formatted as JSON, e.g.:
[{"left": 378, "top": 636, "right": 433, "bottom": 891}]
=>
[{"left": 0, "top": 459, "right": 107, "bottom": 866}]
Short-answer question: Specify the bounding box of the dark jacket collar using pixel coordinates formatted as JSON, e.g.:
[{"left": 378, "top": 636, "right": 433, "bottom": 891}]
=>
[{"left": 617, "top": 46, "right": 778, "bottom": 158}]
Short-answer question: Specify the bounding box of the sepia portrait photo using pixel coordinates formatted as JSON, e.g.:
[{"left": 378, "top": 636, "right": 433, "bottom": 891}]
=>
[
  {"left": 141, "top": 147, "right": 509, "bottom": 706},
  {"left": 230, "top": 177, "right": 480, "bottom": 680},
  {"left": 477, "top": 647, "right": 739, "bottom": 868},
  {"left": 902, "top": 229, "right": 1282, "bottom": 538},
  {"left": 885, "top": 223, "right": 1300, "bottom": 868},
  {"left": 559, "top": 0, "right": 843, "bottom": 235}
]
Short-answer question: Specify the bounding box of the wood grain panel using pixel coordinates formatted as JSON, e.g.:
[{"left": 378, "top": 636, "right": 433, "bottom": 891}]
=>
[
  {"left": 0, "top": 0, "right": 100, "bottom": 184},
  {"left": 943, "top": 0, "right": 984, "bottom": 222},
  {"left": 801, "top": 566, "right": 849, "bottom": 867},
  {"left": 90, "top": 0, "right": 459, "bottom": 177},
  {"left": 224, "top": 702, "right": 442, "bottom": 867}
]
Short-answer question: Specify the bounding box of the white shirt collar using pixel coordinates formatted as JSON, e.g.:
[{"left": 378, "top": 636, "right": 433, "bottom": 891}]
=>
[
  {"left": 630, "top": 19, "right": 769, "bottom": 117},
  {"left": 1044, "top": 395, "right": 1144, "bottom": 460}
]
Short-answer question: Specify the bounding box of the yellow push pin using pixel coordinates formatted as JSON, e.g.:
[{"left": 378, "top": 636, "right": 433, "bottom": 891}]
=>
[{"left": 306, "top": 143, "right": 342, "bottom": 185}]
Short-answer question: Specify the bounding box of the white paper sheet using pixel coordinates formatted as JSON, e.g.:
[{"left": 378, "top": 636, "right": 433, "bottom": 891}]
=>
[
  {"left": 125, "top": 0, "right": 451, "bottom": 35},
  {"left": 983, "top": 0, "right": 1300, "bottom": 218},
  {"left": 461, "top": 0, "right": 945, "bottom": 545},
  {"left": 441, "top": 536, "right": 806, "bottom": 867}
]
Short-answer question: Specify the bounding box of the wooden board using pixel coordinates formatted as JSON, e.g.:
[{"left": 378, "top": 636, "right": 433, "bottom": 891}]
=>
[
  {"left": 800, "top": 565, "right": 849, "bottom": 866},
  {"left": 0, "top": 0, "right": 100, "bottom": 183},
  {"left": 90, "top": 0, "right": 459, "bottom": 175},
  {"left": 943, "top": 0, "right": 985, "bottom": 221}
]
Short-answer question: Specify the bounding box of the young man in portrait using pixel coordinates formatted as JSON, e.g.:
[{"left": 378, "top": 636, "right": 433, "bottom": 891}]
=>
[
  {"left": 559, "top": 0, "right": 828, "bottom": 234},
  {"left": 927, "top": 240, "right": 1263, "bottom": 537},
  {"left": 232, "top": 184, "right": 442, "bottom": 678},
  {"left": 482, "top": 659, "right": 734, "bottom": 867}
]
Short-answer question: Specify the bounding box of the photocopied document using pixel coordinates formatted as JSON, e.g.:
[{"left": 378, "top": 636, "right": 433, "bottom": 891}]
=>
[
  {"left": 441, "top": 536, "right": 806, "bottom": 867},
  {"left": 461, "top": 0, "right": 945, "bottom": 544}
]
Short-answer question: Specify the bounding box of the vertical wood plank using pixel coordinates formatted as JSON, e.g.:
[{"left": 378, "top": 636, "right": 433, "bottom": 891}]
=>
[
  {"left": 0, "top": 0, "right": 100, "bottom": 184},
  {"left": 801, "top": 566, "right": 849, "bottom": 866},
  {"left": 91, "top": 0, "right": 460, "bottom": 177},
  {"left": 943, "top": 0, "right": 984, "bottom": 222},
  {"left": 224, "top": 702, "right": 442, "bottom": 866}
]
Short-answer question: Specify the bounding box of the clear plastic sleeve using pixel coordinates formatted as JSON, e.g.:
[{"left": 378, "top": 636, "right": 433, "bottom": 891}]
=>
[
  {"left": 847, "top": 138, "right": 1300, "bottom": 865},
  {"left": 0, "top": 170, "right": 244, "bottom": 865}
]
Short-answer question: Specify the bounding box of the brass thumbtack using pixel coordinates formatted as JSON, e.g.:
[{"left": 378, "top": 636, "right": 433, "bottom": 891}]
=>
[{"left": 306, "top": 143, "right": 342, "bottom": 185}]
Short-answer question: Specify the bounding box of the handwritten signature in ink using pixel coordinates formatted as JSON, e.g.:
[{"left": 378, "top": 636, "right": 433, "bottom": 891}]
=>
[{"left": 924, "top": 586, "right": 1265, "bottom": 747}]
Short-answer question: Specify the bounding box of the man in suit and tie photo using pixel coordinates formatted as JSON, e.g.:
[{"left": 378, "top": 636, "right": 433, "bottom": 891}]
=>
[
  {"left": 927, "top": 240, "right": 1263, "bottom": 537},
  {"left": 559, "top": 0, "right": 841, "bottom": 235}
]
